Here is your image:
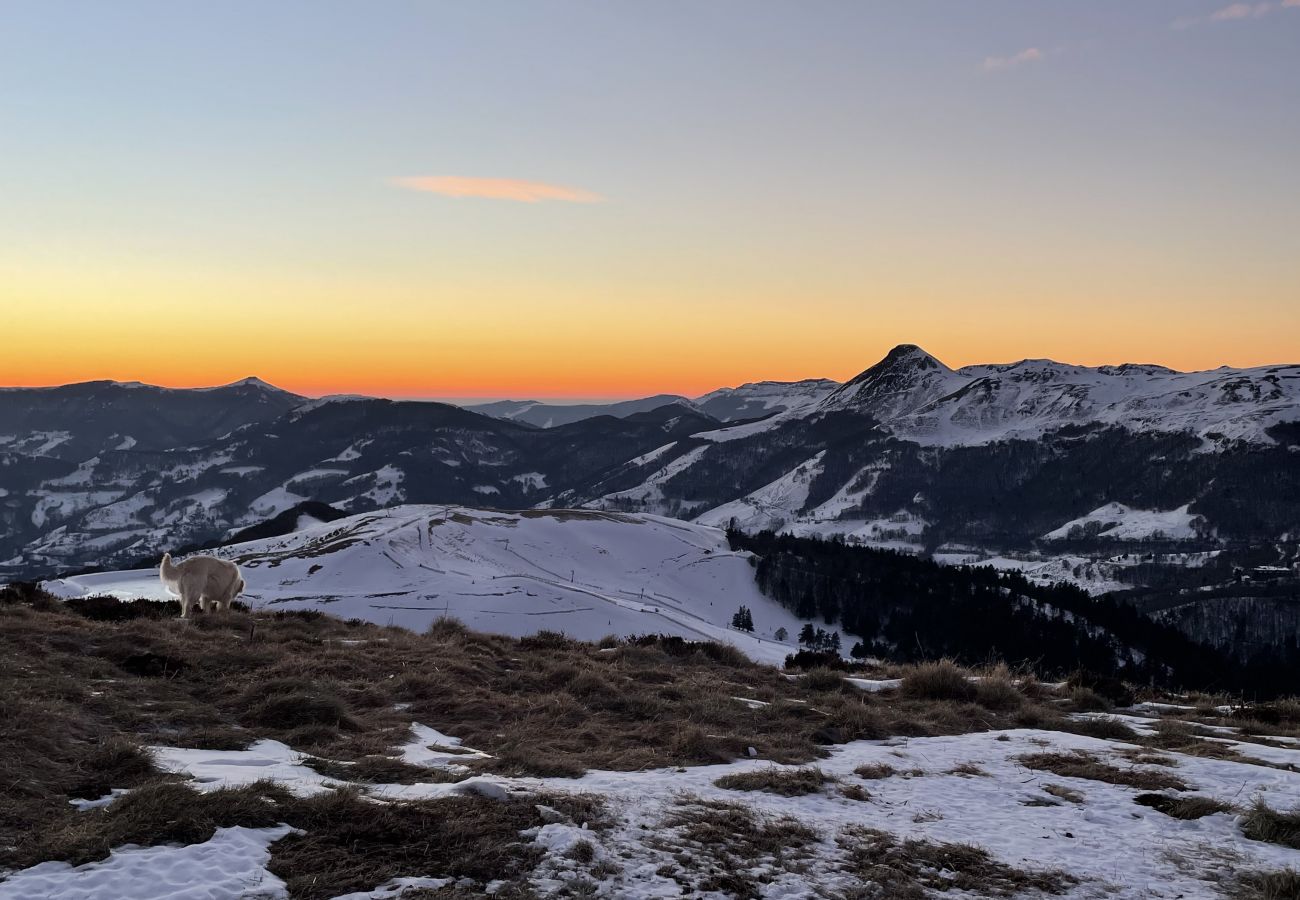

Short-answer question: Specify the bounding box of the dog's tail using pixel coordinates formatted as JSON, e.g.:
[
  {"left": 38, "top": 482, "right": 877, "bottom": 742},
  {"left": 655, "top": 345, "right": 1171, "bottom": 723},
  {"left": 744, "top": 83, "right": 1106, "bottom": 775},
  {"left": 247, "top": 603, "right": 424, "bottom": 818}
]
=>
[{"left": 159, "top": 552, "right": 180, "bottom": 582}]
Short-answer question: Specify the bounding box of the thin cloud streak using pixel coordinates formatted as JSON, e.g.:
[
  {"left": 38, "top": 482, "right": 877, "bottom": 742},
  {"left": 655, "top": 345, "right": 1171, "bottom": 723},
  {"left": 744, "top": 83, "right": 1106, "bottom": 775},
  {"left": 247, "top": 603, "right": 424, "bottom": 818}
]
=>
[
  {"left": 981, "top": 47, "right": 1044, "bottom": 73},
  {"left": 1173, "top": 1, "right": 1298, "bottom": 29},
  {"left": 392, "top": 176, "right": 603, "bottom": 203}
]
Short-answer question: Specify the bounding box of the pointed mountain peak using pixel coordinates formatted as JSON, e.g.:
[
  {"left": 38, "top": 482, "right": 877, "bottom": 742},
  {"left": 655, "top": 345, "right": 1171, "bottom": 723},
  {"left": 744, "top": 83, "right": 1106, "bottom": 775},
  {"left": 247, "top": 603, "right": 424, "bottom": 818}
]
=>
[
  {"left": 872, "top": 343, "right": 949, "bottom": 373},
  {"left": 820, "top": 344, "right": 960, "bottom": 416}
]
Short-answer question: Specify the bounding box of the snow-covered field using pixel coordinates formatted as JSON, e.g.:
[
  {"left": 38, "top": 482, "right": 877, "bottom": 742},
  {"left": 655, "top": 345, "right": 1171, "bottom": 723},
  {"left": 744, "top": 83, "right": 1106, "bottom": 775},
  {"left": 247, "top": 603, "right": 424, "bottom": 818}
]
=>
[
  {"left": 44, "top": 506, "right": 830, "bottom": 665},
  {"left": 1043, "top": 502, "right": 1201, "bottom": 542},
  {"left": 5, "top": 707, "right": 1299, "bottom": 899}
]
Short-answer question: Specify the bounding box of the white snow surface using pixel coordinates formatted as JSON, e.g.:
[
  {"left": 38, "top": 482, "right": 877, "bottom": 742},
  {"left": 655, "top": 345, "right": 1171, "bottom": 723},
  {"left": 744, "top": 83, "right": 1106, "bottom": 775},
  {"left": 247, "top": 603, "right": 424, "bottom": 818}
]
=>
[
  {"left": 43, "top": 505, "right": 818, "bottom": 664},
  {"left": 694, "top": 452, "right": 825, "bottom": 532},
  {"left": 0, "top": 825, "right": 293, "bottom": 900},
  {"left": 1043, "top": 502, "right": 1201, "bottom": 542}
]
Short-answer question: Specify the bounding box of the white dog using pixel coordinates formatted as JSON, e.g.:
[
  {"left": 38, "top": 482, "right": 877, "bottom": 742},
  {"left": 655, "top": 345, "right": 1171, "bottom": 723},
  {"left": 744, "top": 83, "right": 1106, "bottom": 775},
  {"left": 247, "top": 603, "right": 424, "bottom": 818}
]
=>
[{"left": 159, "top": 552, "right": 244, "bottom": 618}]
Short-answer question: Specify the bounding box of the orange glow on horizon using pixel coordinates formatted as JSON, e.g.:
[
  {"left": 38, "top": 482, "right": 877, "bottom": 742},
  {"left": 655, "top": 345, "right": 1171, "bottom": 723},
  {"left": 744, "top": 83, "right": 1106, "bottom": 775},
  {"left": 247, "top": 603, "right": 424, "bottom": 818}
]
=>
[
  {"left": 5, "top": 333, "right": 1297, "bottom": 402},
  {"left": 4, "top": 256, "right": 1296, "bottom": 400}
]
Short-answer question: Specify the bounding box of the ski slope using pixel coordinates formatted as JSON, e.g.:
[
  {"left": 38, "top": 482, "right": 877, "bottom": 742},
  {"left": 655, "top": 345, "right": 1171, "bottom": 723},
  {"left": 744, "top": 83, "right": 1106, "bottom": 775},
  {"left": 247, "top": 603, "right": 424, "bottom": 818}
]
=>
[{"left": 44, "top": 506, "right": 826, "bottom": 664}]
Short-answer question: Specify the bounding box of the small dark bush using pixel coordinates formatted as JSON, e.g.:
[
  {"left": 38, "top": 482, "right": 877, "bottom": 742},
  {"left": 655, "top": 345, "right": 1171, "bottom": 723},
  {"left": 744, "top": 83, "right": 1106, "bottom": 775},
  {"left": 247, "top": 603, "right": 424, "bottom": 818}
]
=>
[
  {"left": 783, "top": 650, "right": 850, "bottom": 671},
  {"left": 64, "top": 595, "right": 179, "bottom": 621}
]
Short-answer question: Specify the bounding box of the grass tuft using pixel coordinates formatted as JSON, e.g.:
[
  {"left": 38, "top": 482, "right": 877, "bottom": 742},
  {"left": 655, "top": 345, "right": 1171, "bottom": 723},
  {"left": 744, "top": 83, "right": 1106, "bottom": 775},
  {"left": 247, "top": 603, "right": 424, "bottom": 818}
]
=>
[
  {"left": 837, "top": 826, "right": 1075, "bottom": 898},
  {"left": 714, "top": 766, "right": 833, "bottom": 796},
  {"left": 1018, "top": 751, "right": 1187, "bottom": 791},
  {"left": 1241, "top": 799, "right": 1300, "bottom": 849},
  {"left": 901, "top": 660, "right": 976, "bottom": 703},
  {"left": 1134, "top": 792, "right": 1233, "bottom": 820}
]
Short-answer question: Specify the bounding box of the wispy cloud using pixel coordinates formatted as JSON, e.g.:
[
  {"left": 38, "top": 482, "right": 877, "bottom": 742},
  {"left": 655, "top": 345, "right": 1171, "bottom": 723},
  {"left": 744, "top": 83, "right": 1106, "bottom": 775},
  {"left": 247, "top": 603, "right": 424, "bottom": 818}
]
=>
[
  {"left": 981, "top": 47, "right": 1044, "bottom": 73},
  {"left": 391, "top": 176, "right": 603, "bottom": 204},
  {"left": 1173, "top": 1, "right": 1298, "bottom": 29}
]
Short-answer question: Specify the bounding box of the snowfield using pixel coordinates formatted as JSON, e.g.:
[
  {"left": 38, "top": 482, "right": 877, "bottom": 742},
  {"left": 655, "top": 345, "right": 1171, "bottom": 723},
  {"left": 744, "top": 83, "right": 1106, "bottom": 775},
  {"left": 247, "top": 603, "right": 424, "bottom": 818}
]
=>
[{"left": 43, "top": 506, "right": 828, "bottom": 665}]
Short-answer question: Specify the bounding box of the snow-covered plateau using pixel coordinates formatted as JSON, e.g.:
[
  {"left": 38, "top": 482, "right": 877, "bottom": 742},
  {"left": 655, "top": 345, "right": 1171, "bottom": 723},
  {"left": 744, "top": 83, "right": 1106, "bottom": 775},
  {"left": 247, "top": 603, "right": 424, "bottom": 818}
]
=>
[{"left": 44, "top": 506, "right": 834, "bottom": 665}]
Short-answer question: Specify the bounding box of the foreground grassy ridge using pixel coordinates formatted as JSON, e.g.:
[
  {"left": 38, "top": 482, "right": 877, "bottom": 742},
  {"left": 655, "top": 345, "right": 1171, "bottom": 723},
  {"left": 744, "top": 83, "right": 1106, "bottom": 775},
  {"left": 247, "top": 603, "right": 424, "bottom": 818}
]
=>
[
  {"left": 7, "top": 587, "right": 1300, "bottom": 896},
  {"left": 0, "top": 589, "right": 1123, "bottom": 871}
]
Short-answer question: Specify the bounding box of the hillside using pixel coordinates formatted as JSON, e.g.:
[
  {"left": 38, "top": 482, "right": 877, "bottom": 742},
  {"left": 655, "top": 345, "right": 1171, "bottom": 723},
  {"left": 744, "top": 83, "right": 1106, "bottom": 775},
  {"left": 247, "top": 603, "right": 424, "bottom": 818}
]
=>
[
  {"left": 45, "top": 507, "right": 1297, "bottom": 696},
  {"left": 3, "top": 589, "right": 1300, "bottom": 898},
  {"left": 44, "top": 506, "right": 821, "bottom": 665}
]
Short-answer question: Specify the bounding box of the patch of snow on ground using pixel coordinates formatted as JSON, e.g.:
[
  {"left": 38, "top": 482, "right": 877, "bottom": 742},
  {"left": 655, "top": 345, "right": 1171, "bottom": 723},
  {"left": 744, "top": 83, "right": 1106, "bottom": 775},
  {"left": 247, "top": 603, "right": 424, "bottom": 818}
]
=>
[
  {"left": 150, "top": 740, "right": 336, "bottom": 796},
  {"left": 329, "top": 877, "right": 454, "bottom": 900},
  {"left": 398, "top": 724, "right": 492, "bottom": 768},
  {"left": 0, "top": 825, "right": 292, "bottom": 900}
]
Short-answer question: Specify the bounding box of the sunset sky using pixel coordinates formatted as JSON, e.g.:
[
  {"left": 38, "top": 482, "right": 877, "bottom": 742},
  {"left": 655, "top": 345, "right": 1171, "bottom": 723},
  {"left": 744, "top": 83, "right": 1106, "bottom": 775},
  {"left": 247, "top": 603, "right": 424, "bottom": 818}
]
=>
[{"left": 2, "top": 2, "right": 1297, "bottom": 400}]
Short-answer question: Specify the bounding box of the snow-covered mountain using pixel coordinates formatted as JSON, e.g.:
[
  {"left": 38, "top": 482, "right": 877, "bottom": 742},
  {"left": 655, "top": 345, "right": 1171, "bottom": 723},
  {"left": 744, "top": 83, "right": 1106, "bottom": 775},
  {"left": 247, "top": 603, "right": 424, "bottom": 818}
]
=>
[
  {"left": 693, "top": 379, "right": 838, "bottom": 422},
  {"left": 0, "top": 394, "right": 723, "bottom": 578},
  {"left": 466, "top": 395, "right": 695, "bottom": 428},
  {"left": 44, "top": 506, "right": 822, "bottom": 664},
  {"left": 0, "top": 377, "right": 303, "bottom": 460},
  {"left": 573, "top": 345, "right": 1300, "bottom": 555},
  {"left": 467, "top": 380, "right": 838, "bottom": 429},
  {"left": 821, "top": 345, "right": 1300, "bottom": 447},
  {"left": 819, "top": 345, "right": 965, "bottom": 422},
  {"left": 4, "top": 346, "right": 1300, "bottom": 581}
]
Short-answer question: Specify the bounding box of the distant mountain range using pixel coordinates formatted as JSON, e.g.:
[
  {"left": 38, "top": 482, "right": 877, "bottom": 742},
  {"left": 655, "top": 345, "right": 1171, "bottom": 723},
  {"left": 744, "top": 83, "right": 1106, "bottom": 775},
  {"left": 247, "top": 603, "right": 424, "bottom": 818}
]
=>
[
  {"left": 2, "top": 345, "right": 1298, "bottom": 580},
  {"left": 465, "top": 378, "right": 836, "bottom": 427}
]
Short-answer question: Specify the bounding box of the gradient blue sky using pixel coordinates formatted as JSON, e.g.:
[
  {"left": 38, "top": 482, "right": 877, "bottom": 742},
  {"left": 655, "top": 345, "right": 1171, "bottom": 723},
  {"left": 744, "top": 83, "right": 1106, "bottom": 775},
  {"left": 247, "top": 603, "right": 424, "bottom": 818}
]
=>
[{"left": 2, "top": 2, "right": 1297, "bottom": 398}]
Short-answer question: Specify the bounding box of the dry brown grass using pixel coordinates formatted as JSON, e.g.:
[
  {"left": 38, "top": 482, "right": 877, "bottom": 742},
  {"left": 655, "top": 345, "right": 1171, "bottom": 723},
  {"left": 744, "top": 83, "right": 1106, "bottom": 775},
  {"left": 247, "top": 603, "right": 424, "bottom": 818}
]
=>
[
  {"left": 901, "top": 660, "right": 977, "bottom": 703},
  {"left": 1017, "top": 750, "right": 1188, "bottom": 791},
  {"left": 1061, "top": 715, "right": 1142, "bottom": 743},
  {"left": 14, "top": 780, "right": 292, "bottom": 868},
  {"left": 1133, "top": 792, "right": 1233, "bottom": 820},
  {"left": 9, "top": 774, "right": 594, "bottom": 899},
  {"left": 854, "top": 762, "right": 903, "bottom": 780},
  {"left": 656, "top": 796, "right": 819, "bottom": 895},
  {"left": 5, "top": 586, "right": 1257, "bottom": 884},
  {"left": 1241, "top": 799, "right": 1300, "bottom": 850},
  {"left": 1230, "top": 869, "right": 1300, "bottom": 900},
  {"left": 302, "top": 755, "right": 465, "bottom": 785},
  {"left": 714, "top": 766, "right": 834, "bottom": 796},
  {"left": 267, "top": 787, "right": 547, "bottom": 900},
  {"left": 0, "top": 592, "right": 1053, "bottom": 870},
  {"left": 836, "top": 826, "right": 1076, "bottom": 898},
  {"left": 1143, "top": 720, "right": 1241, "bottom": 759}
]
